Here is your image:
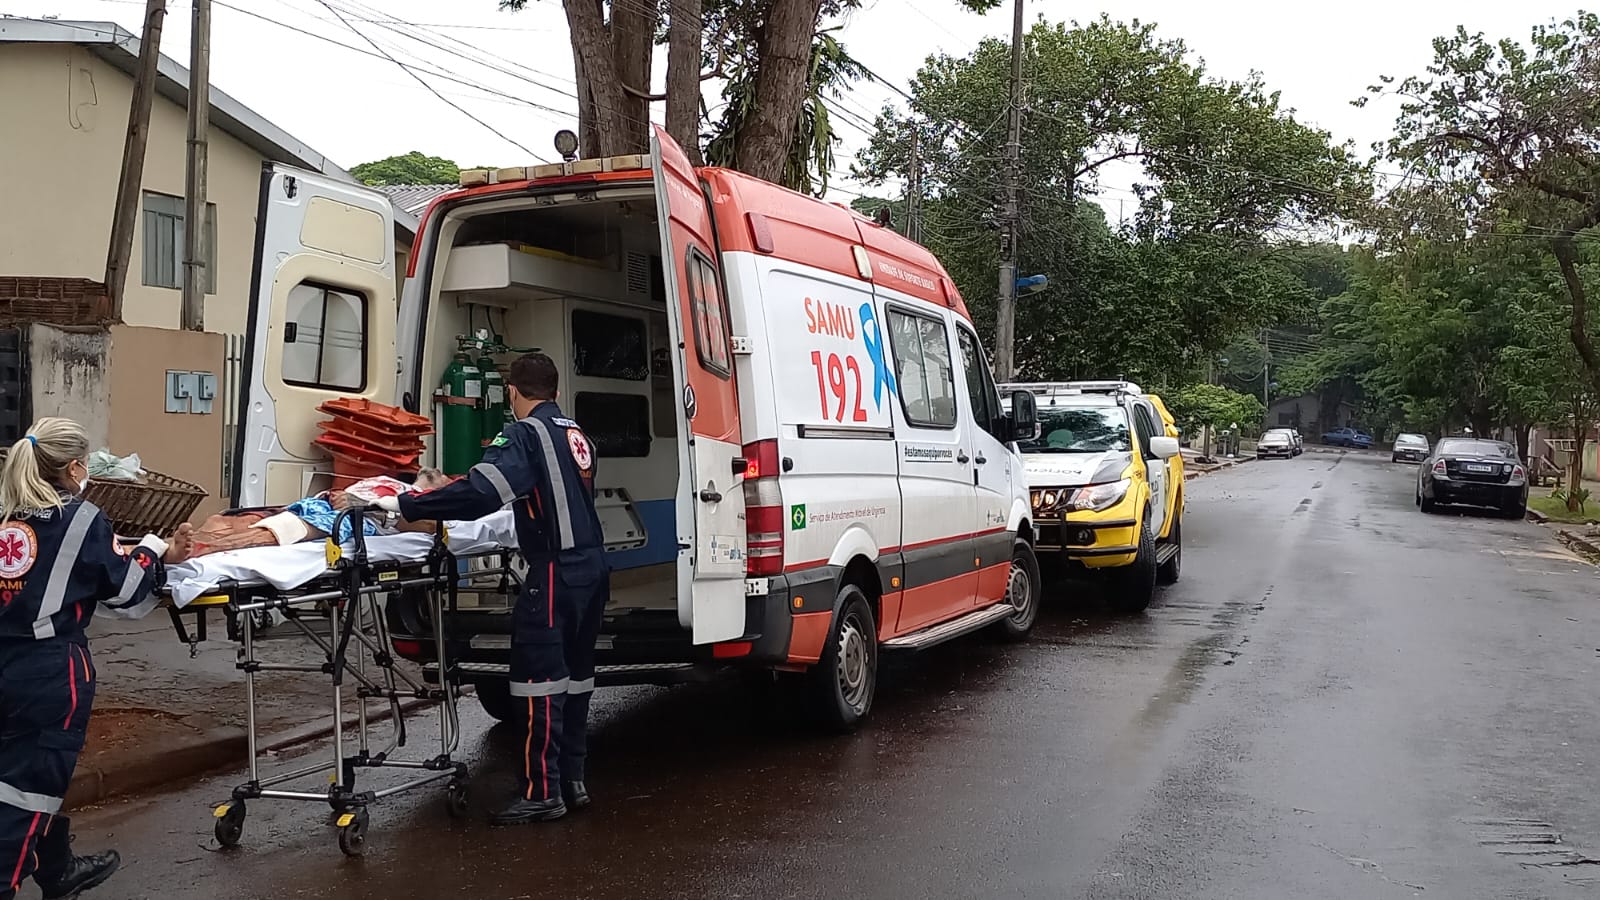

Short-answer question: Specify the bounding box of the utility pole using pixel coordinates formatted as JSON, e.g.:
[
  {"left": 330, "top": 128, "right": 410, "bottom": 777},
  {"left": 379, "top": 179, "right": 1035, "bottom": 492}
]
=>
[
  {"left": 182, "top": 0, "right": 212, "bottom": 331},
  {"left": 105, "top": 0, "right": 168, "bottom": 320},
  {"left": 906, "top": 126, "right": 922, "bottom": 244},
  {"left": 992, "top": 0, "right": 1025, "bottom": 382},
  {"left": 1261, "top": 329, "right": 1270, "bottom": 405}
]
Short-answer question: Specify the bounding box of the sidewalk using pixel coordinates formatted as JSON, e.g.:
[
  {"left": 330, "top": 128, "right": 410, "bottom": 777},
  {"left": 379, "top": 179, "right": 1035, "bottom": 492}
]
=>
[{"left": 73, "top": 612, "right": 397, "bottom": 806}]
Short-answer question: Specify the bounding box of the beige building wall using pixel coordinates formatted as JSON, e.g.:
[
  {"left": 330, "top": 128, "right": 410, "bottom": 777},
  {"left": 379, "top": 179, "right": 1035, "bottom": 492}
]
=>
[{"left": 0, "top": 44, "right": 267, "bottom": 336}]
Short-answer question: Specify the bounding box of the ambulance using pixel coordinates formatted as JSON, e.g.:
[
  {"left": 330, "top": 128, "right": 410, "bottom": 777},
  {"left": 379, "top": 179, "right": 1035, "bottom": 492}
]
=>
[{"left": 231, "top": 127, "right": 1042, "bottom": 729}]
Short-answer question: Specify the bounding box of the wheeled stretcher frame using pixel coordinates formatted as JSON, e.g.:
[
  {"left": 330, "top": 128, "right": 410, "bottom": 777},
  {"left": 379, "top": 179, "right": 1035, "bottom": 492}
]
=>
[{"left": 160, "top": 507, "right": 522, "bottom": 856}]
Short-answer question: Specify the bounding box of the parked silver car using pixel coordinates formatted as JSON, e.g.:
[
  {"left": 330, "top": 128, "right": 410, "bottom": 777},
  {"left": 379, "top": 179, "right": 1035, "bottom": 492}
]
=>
[
  {"left": 1392, "top": 432, "right": 1430, "bottom": 463},
  {"left": 1257, "top": 428, "right": 1298, "bottom": 459}
]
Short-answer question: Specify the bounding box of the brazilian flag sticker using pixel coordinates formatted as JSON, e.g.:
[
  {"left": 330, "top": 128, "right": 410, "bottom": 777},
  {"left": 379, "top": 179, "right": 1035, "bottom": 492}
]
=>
[
  {"left": 489, "top": 434, "right": 509, "bottom": 447},
  {"left": 790, "top": 504, "right": 807, "bottom": 531}
]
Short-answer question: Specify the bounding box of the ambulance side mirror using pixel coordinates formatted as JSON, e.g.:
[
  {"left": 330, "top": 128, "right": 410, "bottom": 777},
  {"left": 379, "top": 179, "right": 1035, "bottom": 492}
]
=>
[{"left": 1006, "top": 390, "right": 1039, "bottom": 443}]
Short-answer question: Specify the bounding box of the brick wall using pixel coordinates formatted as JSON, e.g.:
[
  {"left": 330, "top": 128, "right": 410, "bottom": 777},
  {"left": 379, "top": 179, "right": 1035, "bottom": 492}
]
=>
[{"left": 0, "top": 276, "right": 112, "bottom": 327}]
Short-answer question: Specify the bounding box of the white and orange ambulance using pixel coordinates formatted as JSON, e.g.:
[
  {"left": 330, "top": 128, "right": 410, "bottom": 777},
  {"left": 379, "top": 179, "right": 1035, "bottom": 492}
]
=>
[{"left": 232, "top": 127, "right": 1042, "bottom": 728}]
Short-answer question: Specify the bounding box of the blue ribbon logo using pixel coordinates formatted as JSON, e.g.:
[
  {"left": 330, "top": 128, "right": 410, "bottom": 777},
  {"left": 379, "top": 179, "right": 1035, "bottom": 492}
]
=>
[{"left": 859, "top": 302, "right": 896, "bottom": 408}]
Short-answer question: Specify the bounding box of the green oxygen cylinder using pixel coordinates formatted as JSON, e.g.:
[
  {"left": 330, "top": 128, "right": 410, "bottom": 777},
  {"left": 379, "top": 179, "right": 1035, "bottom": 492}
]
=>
[
  {"left": 439, "top": 351, "right": 483, "bottom": 475},
  {"left": 479, "top": 352, "right": 508, "bottom": 445}
]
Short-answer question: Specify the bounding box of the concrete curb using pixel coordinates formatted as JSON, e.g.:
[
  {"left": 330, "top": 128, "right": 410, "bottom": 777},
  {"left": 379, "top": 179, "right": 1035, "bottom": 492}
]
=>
[
  {"left": 1184, "top": 456, "right": 1254, "bottom": 481},
  {"left": 1526, "top": 508, "right": 1550, "bottom": 524},
  {"left": 1557, "top": 529, "right": 1600, "bottom": 559},
  {"left": 68, "top": 695, "right": 442, "bottom": 807}
]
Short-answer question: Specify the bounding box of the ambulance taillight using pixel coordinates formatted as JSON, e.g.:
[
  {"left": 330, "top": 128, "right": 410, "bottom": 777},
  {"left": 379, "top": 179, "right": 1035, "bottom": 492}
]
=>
[{"left": 743, "top": 439, "right": 784, "bottom": 576}]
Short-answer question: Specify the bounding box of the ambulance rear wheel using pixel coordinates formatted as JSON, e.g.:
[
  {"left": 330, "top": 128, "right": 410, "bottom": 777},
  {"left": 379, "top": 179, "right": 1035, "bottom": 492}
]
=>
[
  {"left": 808, "top": 587, "right": 877, "bottom": 733},
  {"left": 473, "top": 679, "right": 518, "bottom": 725}
]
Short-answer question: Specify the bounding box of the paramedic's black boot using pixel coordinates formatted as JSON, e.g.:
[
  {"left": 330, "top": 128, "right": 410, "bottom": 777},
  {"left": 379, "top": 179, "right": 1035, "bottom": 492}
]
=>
[
  {"left": 489, "top": 796, "right": 567, "bottom": 825},
  {"left": 563, "top": 780, "right": 590, "bottom": 810},
  {"left": 35, "top": 851, "right": 121, "bottom": 899}
]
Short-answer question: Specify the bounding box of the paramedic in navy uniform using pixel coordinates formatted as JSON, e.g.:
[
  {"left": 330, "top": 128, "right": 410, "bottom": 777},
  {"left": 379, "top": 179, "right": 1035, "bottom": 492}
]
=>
[
  {"left": 381, "top": 353, "right": 609, "bottom": 824},
  {"left": 0, "top": 418, "right": 193, "bottom": 900}
]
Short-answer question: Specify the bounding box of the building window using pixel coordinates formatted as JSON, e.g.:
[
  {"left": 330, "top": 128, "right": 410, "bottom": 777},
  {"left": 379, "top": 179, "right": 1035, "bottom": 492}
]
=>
[
  {"left": 282, "top": 283, "right": 367, "bottom": 391},
  {"left": 141, "top": 191, "right": 216, "bottom": 292}
]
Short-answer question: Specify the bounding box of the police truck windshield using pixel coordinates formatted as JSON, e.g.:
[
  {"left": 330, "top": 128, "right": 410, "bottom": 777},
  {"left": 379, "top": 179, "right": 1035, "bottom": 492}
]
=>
[{"left": 1020, "top": 406, "right": 1132, "bottom": 453}]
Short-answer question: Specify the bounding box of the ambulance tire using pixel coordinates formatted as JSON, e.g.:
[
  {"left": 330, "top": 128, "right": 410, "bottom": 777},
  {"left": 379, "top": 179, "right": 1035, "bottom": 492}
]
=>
[
  {"left": 807, "top": 587, "right": 878, "bottom": 733},
  {"left": 1109, "top": 518, "right": 1157, "bottom": 614},
  {"left": 992, "top": 540, "right": 1042, "bottom": 642},
  {"left": 473, "top": 679, "right": 519, "bottom": 726}
]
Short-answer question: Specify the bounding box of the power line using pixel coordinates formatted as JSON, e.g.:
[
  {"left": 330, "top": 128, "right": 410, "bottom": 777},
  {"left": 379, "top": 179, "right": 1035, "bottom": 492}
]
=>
[{"left": 311, "top": 0, "right": 552, "bottom": 161}]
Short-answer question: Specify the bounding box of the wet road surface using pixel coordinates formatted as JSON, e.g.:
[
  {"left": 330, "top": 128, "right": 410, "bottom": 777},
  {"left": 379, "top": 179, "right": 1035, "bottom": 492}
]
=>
[{"left": 64, "top": 450, "right": 1600, "bottom": 899}]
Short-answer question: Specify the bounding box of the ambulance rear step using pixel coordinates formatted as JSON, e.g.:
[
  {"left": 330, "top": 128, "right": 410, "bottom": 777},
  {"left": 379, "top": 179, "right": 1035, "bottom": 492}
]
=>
[
  {"left": 426, "top": 660, "right": 715, "bottom": 688},
  {"left": 881, "top": 604, "right": 1017, "bottom": 651}
]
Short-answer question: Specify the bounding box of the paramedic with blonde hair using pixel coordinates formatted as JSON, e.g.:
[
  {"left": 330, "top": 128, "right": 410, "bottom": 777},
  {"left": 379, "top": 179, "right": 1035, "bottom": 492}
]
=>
[{"left": 0, "top": 418, "right": 193, "bottom": 900}]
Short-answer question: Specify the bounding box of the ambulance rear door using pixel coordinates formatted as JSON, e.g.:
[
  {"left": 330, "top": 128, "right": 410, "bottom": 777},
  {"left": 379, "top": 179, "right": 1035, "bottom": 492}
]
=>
[
  {"left": 231, "top": 164, "right": 398, "bottom": 507},
  {"left": 649, "top": 126, "right": 748, "bottom": 643}
]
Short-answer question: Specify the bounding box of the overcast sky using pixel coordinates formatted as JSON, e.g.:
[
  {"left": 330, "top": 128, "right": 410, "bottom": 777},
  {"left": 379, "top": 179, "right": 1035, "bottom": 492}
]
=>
[{"left": 6, "top": 0, "right": 1588, "bottom": 211}]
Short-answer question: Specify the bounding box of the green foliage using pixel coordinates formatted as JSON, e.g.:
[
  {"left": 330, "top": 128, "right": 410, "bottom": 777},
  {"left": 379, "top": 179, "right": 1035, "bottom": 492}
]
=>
[
  {"left": 704, "top": 29, "right": 867, "bottom": 196},
  {"left": 1166, "top": 383, "right": 1263, "bottom": 436},
  {"left": 1551, "top": 486, "right": 1591, "bottom": 514},
  {"left": 349, "top": 152, "right": 461, "bottom": 186},
  {"left": 851, "top": 17, "right": 1369, "bottom": 383}
]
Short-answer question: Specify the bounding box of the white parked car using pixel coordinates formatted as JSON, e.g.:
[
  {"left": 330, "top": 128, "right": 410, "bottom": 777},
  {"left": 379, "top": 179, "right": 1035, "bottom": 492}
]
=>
[
  {"left": 1392, "top": 433, "right": 1430, "bottom": 463},
  {"left": 1257, "top": 428, "right": 1297, "bottom": 460}
]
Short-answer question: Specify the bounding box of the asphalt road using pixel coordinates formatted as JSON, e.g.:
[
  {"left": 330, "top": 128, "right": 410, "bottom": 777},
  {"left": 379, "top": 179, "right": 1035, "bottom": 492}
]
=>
[{"left": 61, "top": 450, "right": 1600, "bottom": 899}]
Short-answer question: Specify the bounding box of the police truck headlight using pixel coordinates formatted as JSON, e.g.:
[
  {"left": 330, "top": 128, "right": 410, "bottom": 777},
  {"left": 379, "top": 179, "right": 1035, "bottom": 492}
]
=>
[
  {"left": 1031, "top": 489, "right": 1067, "bottom": 514},
  {"left": 1068, "top": 479, "right": 1131, "bottom": 512}
]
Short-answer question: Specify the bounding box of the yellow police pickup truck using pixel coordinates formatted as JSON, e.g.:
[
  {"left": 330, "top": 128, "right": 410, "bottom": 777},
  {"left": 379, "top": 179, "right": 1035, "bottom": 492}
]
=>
[{"left": 999, "top": 381, "right": 1185, "bottom": 613}]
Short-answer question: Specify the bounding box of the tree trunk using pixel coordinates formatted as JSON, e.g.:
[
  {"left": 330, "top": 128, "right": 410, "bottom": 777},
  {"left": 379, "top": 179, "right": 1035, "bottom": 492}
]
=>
[
  {"left": 563, "top": 0, "right": 635, "bottom": 156},
  {"left": 664, "top": 0, "right": 704, "bottom": 164},
  {"left": 610, "top": 0, "right": 655, "bottom": 154},
  {"left": 573, "top": 54, "right": 602, "bottom": 159},
  {"left": 731, "top": 0, "right": 824, "bottom": 182},
  {"left": 1514, "top": 421, "right": 1531, "bottom": 465},
  {"left": 1553, "top": 234, "right": 1600, "bottom": 402}
]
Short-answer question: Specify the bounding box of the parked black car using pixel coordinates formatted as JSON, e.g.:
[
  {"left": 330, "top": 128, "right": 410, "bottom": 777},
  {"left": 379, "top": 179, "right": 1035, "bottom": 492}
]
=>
[{"left": 1416, "top": 437, "right": 1528, "bottom": 517}]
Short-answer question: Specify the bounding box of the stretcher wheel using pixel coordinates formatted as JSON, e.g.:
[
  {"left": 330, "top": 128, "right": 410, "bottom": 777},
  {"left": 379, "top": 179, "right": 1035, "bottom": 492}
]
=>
[
  {"left": 213, "top": 801, "right": 246, "bottom": 848},
  {"left": 445, "top": 780, "right": 470, "bottom": 819},
  {"left": 336, "top": 809, "right": 370, "bottom": 857}
]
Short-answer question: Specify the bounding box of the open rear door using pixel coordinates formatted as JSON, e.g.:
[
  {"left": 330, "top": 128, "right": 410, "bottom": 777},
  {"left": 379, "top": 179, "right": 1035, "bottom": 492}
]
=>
[
  {"left": 650, "top": 126, "right": 748, "bottom": 643},
  {"left": 231, "top": 164, "right": 397, "bottom": 507}
]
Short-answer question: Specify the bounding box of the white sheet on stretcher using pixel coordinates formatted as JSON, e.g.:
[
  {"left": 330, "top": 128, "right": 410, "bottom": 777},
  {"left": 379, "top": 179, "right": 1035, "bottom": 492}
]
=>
[{"left": 159, "top": 511, "right": 518, "bottom": 608}]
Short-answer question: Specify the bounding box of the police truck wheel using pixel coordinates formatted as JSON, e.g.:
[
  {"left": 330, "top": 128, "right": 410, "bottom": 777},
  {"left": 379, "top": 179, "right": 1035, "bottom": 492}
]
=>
[
  {"left": 213, "top": 801, "right": 246, "bottom": 848},
  {"left": 992, "top": 540, "right": 1041, "bottom": 642},
  {"left": 1157, "top": 516, "right": 1182, "bottom": 585},
  {"left": 473, "top": 679, "right": 518, "bottom": 725},
  {"left": 1108, "top": 518, "right": 1157, "bottom": 614},
  {"left": 337, "top": 809, "right": 370, "bottom": 857},
  {"left": 808, "top": 587, "right": 877, "bottom": 733}
]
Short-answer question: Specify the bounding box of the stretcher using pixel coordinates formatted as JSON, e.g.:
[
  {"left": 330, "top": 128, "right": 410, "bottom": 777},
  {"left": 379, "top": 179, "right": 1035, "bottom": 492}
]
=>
[{"left": 158, "top": 507, "right": 521, "bottom": 856}]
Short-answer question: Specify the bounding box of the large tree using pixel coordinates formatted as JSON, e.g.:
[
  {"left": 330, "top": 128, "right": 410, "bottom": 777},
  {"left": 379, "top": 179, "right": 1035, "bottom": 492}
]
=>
[
  {"left": 350, "top": 151, "right": 462, "bottom": 185},
  {"left": 1374, "top": 14, "right": 1600, "bottom": 405},
  {"left": 853, "top": 17, "right": 1369, "bottom": 383},
  {"left": 501, "top": 0, "right": 998, "bottom": 191}
]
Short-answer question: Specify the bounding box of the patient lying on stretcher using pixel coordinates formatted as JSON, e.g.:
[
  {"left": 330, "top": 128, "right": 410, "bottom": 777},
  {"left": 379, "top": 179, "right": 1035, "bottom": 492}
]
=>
[{"left": 191, "top": 470, "right": 455, "bottom": 557}]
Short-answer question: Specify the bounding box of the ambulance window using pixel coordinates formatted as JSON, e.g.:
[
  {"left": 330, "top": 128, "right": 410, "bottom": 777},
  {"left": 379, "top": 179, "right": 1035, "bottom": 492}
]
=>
[
  {"left": 888, "top": 308, "right": 957, "bottom": 428},
  {"left": 574, "top": 392, "right": 651, "bottom": 457},
  {"left": 956, "top": 326, "right": 999, "bottom": 437},
  {"left": 572, "top": 310, "right": 648, "bottom": 380},
  {"left": 281, "top": 282, "right": 366, "bottom": 391},
  {"left": 687, "top": 249, "right": 731, "bottom": 377}
]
